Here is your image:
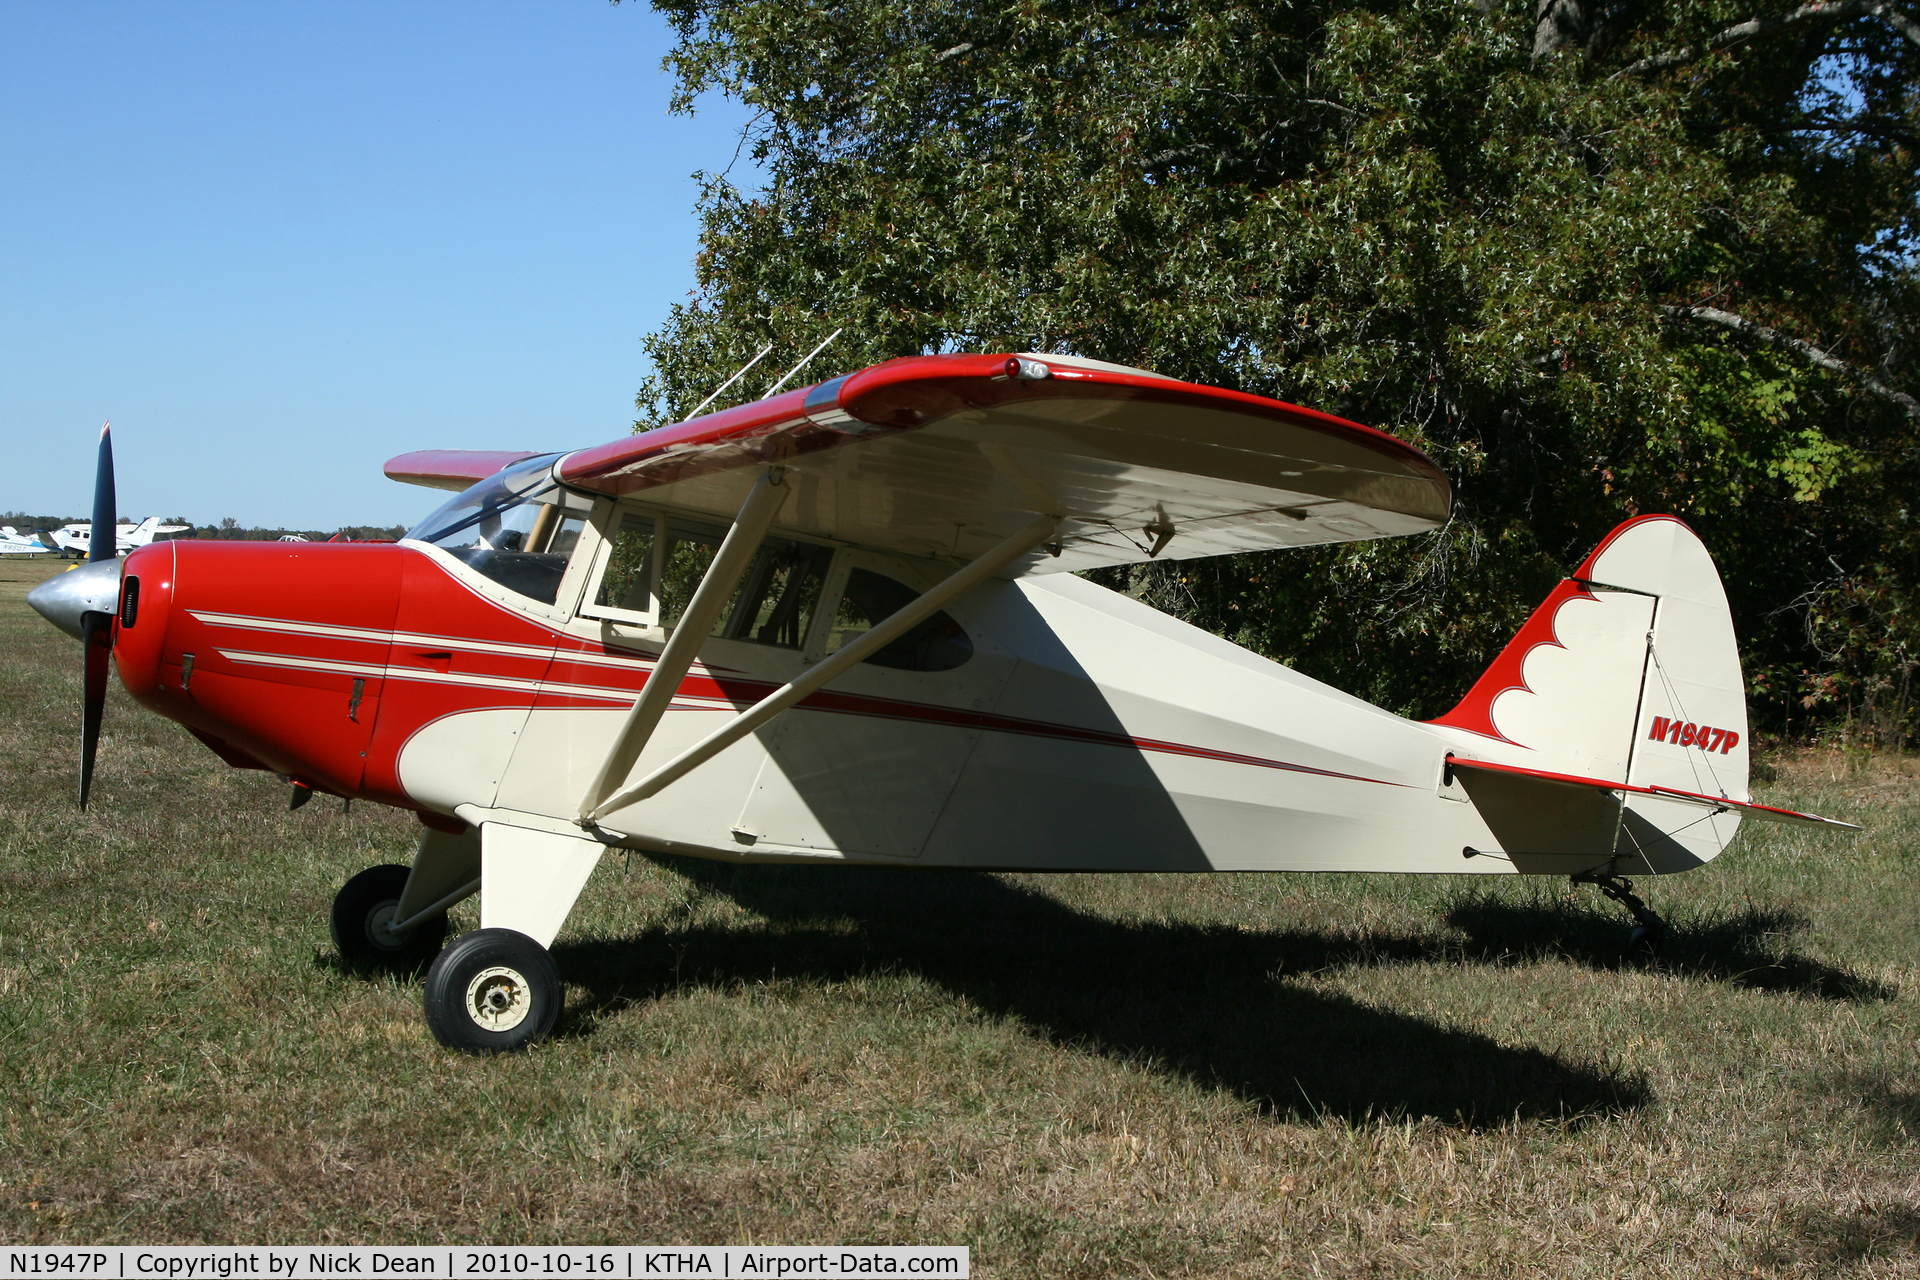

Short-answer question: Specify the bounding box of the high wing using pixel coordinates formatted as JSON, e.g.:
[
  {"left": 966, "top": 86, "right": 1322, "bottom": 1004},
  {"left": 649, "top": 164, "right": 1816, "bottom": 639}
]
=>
[
  {"left": 531, "top": 353, "right": 1450, "bottom": 575},
  {"left": 1447, "top": 757, "right": 1861, "bottom": 831}
]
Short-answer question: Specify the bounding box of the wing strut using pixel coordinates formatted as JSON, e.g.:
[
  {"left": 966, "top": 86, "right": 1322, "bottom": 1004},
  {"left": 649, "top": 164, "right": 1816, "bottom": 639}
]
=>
[
  {"left": 582, "top": 511, "right": 1062, "bottom": 825},
  {"left": 576, "top": 467, "right": 792, "bottom": 817}
]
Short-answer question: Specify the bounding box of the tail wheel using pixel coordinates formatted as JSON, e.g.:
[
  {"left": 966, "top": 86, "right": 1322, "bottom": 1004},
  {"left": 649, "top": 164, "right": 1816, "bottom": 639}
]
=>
[
  {"left": 330, "top": 864, "right": 449, "bottom": 974},
  {"left": 422, "top": 928, "right": 562, "bottom": 1053}
]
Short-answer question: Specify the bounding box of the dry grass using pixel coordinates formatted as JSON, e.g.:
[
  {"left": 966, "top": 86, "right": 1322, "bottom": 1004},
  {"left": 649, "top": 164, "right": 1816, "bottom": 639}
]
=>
[{"left": 1, "top": 557, "right": 1916, "bottom": 1274}]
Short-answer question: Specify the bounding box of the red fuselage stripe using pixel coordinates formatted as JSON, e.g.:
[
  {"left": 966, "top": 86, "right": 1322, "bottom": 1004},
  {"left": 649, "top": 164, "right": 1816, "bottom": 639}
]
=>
[{"left": 200, "top": 612, "right": 1406, "bottom": 789}]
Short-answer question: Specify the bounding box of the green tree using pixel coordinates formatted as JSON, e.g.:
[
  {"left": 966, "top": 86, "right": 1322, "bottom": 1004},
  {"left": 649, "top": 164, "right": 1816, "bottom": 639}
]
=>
[{"left": 635, "top": 0, "right": 1920, "bottom": 733}]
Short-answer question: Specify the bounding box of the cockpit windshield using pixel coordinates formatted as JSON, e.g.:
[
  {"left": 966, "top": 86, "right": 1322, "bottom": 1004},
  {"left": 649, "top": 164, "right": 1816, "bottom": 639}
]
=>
[{"left": 405, "top": 454, "right": 590, "bottom": 605}]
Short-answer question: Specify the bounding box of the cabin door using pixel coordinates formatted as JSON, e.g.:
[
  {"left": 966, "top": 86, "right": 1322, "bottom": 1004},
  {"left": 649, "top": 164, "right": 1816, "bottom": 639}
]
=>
[{"left": 731, "top": 549, "right": 1011, "bottom": 859}]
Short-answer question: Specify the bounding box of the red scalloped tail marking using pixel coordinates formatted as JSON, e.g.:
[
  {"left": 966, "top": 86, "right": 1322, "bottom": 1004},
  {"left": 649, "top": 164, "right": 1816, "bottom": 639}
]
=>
[{"left": 1425, "top": 579, "right": 1596, "bottom": 745}]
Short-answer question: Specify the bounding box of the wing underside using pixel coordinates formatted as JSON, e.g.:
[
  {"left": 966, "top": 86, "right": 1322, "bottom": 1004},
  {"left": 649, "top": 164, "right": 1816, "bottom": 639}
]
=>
[
  {"left": 551, "top": 353, "right": 1453, "bottom": 575},
  {"left": 386, "top": 449, "right": 543, "bottom": 493}
]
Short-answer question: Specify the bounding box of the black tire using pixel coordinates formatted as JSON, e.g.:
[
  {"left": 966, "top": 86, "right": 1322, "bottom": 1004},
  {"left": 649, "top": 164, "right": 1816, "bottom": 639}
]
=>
[
  {"left": 330, "top": 864, "right": 449, "bottom": 974},
  {"left": 422, "top": 928, "right": 562, "bottom": 1053}
]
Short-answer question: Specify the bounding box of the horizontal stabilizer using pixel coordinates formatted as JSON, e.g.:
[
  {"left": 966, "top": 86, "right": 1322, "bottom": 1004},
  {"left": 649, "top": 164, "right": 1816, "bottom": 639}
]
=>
[{"left": 1448, "top": 757, "right": 1860, "bottom": 832}]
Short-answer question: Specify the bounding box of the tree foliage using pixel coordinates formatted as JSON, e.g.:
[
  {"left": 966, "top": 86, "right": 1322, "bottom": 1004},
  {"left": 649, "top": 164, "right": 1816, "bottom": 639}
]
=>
[{"left": 634, "top": 0, "right": 1920, "bottom": 736}]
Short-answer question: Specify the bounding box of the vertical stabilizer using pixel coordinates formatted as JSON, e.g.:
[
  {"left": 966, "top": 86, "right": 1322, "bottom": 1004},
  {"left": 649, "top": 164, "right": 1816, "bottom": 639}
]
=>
[
  {"left": 1431, "top": 515, "right": 1749, "bottom": 871},
  {"left": 1427, "top": 573, "right": 1656, "bottom": 784}
]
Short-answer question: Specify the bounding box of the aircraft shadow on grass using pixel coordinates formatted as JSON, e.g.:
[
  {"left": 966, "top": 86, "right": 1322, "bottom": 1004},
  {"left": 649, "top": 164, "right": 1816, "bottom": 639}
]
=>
[
  {"left": 1769, "top": 1203, "right": 1920, "bottom": 1269},
  {"left": 1838, "top": 1071, "right": 1920, "bottom": 1147},
  {"left": 551, "top": 860, "right": 1652, "bottom": 1129},
  {"left": 1441, "top": 895, "right": 1897, "bottom": 1002}
]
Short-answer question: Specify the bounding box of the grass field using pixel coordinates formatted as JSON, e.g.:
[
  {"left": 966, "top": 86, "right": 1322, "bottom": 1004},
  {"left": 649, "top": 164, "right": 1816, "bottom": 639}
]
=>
[{"left": 1, "top": 556, "right": 1915, "bottom": 1274}]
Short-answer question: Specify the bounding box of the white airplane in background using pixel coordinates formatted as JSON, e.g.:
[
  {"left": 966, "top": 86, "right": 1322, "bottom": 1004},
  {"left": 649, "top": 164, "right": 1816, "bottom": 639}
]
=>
[
  {"left": 0, "top": 527, "right": 61, "bottom": 555},
  {"left": 50, "top": 517, "right": 189, "bottom": 557}
]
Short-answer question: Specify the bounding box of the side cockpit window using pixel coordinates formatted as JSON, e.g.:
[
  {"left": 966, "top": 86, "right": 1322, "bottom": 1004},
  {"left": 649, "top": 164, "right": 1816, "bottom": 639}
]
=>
[
  {"left": 582, "top": 510, "right": 832, "bottom": 651},
  {"left": 590, "top": 511, "right": 660, "bottom": 616},
  {"left": 579, "top": 506, "right": 973, "bottom": 671},
  {"left": 405, "top": 454, "right": 590, "bottom": 605}
]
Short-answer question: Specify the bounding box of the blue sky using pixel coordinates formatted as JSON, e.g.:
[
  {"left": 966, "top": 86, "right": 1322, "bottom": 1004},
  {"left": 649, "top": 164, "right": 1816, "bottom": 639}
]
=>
[{"left": 1, "top": 1, "right": 755, "bottom": 530}]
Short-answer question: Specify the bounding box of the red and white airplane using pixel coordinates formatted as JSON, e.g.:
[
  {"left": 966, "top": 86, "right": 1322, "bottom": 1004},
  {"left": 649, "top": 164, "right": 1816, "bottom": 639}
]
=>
[{"left": 30, "top": 355, "right": 1856, "bottom": 1052}]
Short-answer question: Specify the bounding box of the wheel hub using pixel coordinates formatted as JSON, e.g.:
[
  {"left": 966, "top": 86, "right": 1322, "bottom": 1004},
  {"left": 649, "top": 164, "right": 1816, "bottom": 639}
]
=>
[
  {"left": 465, "top": 965, "right": 532, "bottom": 1032},
  {"left": 366, "top": 901, "right": 408, "bottom": 950}
]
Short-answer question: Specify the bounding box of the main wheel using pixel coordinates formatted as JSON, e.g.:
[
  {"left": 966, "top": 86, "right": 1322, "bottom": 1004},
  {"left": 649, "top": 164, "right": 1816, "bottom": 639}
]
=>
[
  {"left": 330, "top": 864, "right": 449, "bottom": 974},
  {"left": 422, "top": 928, "right": 562, "bottom": 1053}
]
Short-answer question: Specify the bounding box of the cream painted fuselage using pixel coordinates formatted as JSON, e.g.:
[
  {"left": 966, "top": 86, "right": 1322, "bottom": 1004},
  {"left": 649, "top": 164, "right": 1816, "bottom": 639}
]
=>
[{"left": 398, "top": 553, "right": 1622, "bottom": 878}]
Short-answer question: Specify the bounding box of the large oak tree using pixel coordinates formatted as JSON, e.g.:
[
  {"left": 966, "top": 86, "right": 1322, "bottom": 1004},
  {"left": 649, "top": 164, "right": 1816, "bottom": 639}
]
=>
[{"left": 633, "top": 0, "right": 1919, "bottom": 735}]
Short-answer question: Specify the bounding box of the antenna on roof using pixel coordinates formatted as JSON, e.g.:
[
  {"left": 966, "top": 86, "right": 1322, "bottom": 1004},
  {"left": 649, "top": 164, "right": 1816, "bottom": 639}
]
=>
[
  {"left": 684, "top": 342, "right": 776, "bottom": 420},
  {"left": 762, "top": 328, "right": 845, "bottom": 398}
]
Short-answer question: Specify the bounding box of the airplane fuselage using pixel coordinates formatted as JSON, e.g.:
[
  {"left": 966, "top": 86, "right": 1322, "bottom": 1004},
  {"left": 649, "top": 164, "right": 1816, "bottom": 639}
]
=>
[{"left": 110, "top": 533, "right": 1709, "bottom": 878}]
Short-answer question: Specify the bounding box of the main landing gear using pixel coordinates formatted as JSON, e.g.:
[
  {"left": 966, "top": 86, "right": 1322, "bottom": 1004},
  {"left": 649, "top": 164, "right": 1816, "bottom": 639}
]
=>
[
  {"left": 332, "top": 822, "right": 596, "bottom": 1053},
  {"left": 330, "top": 864, "right": 449, "bottom": 974},
  {"left": 422, "top": 928, "right": 563, "bottom": 1053},
  {"left": 329, "top": 866, "right": 564, "bottom": 1054},
  {"left": 1571, "top": 869, "right": 1666, "bottom": 957}
]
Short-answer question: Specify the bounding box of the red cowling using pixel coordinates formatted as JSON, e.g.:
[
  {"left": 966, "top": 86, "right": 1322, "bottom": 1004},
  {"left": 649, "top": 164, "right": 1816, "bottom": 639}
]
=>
[{"left": 118, "top": 541, "right": 406, "bottom": 798}]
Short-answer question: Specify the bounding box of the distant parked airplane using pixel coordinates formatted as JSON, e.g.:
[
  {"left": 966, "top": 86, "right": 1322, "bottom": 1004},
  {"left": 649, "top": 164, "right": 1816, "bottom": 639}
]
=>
[
  {"left": 50, "top": 516, "right": 189, "bottom": 557},
  {"left": 0, "top": 526, "right": 60, "bottom": 555}
]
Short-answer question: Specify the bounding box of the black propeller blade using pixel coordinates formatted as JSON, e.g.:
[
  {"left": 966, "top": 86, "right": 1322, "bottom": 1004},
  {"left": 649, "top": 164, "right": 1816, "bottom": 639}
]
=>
[
  {"left": 79, "top": 422, "right": 119, "bottom": 807},
  {"left": 79, "top": 611, "right": 112, "bottom": 807},
  {"left": 90, "top": 421, "right": 116, "bottom": 565}
]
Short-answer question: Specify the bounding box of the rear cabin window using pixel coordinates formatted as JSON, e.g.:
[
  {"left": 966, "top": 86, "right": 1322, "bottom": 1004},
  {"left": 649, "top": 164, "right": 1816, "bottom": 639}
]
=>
[
  {"left": 727, "top": 538, "right": 833, "bottom": 646},
  {"left": 826, "top": 568, "right": 973, "bottom": 672}
]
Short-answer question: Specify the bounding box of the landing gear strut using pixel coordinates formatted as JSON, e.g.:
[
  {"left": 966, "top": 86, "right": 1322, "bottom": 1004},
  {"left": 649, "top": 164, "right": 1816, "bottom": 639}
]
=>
[{"left": 1572, "top": 869, "right": 1666, "bottom": 957}]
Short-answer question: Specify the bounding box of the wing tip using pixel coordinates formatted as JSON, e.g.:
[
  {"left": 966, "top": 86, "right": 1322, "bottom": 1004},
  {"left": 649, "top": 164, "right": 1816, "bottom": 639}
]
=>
[{"left": 383, "top": 449, "right": 543, "bottom": 491}]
